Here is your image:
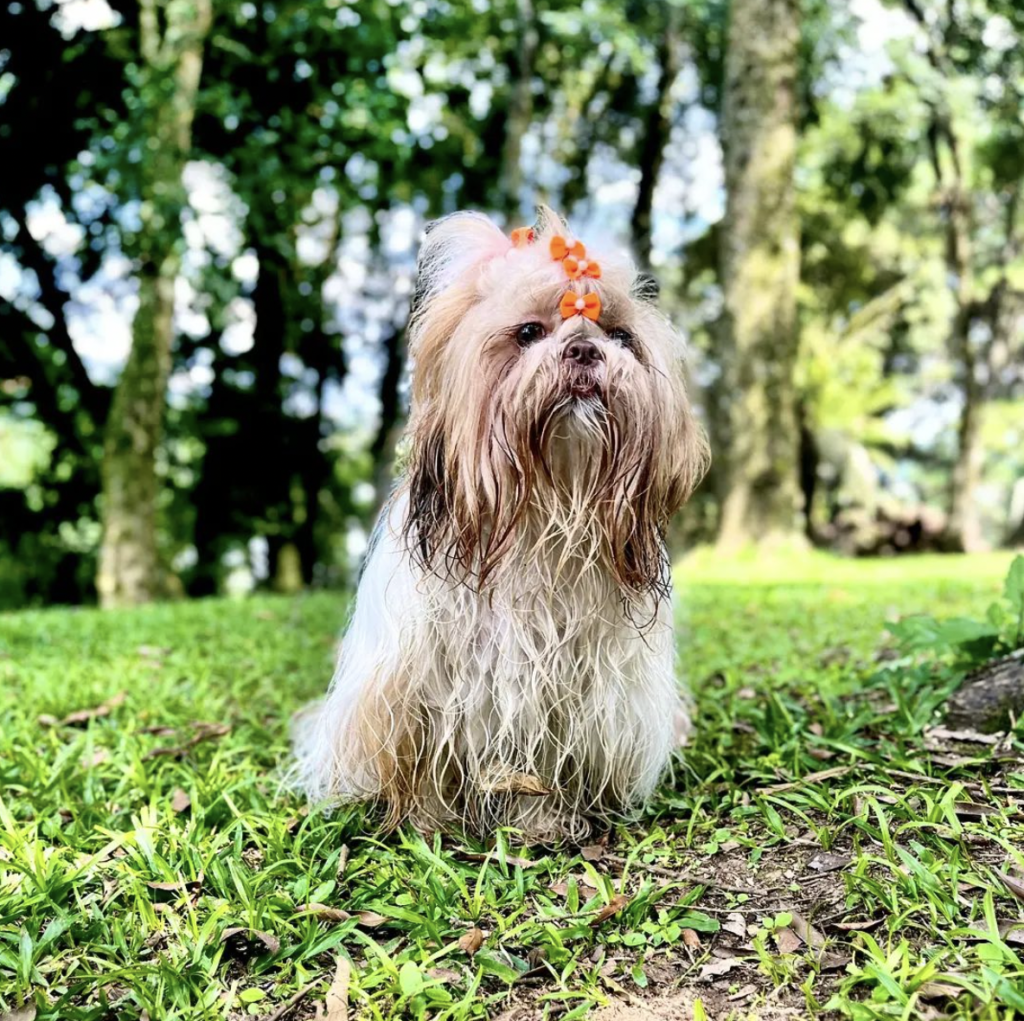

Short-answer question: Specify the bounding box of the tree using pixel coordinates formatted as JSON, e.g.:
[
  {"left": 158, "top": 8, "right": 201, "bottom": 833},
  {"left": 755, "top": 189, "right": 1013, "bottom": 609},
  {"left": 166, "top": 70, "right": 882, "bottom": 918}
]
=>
[
  {"left": 97, "top": 0, "right": 213, "bottom": 606},
  {"left": 715, "top": 0, "right": 803, "bottom": 549}
]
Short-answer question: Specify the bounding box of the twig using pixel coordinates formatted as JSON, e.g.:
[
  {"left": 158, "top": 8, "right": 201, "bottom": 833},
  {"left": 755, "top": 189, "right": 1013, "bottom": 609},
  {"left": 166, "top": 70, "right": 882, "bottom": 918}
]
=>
[{"left": 263, "top": 976, "right": 325, "bottom": 1021}]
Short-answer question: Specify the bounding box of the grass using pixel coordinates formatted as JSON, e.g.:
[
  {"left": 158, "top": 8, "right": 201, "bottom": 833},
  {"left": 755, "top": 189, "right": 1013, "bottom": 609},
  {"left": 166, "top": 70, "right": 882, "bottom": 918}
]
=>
[{"left": 1, "top": 555, "right": 1023, "bottom": 1020}]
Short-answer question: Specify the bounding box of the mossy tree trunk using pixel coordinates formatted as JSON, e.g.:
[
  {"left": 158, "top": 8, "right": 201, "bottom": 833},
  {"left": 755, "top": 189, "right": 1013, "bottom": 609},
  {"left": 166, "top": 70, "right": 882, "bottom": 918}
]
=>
[
  {"left": 97, "top": 0, "right": 212, "bottom": 608},
  {"left": 715, "top": 0, "right": 803, "bottom": 550}
]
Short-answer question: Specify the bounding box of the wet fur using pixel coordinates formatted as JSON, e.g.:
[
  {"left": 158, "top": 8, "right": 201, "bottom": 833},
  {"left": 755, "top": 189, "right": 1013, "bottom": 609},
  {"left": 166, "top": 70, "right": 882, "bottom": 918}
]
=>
[{"left": 293, "top": 207, "right": 708, "bottom": 839}]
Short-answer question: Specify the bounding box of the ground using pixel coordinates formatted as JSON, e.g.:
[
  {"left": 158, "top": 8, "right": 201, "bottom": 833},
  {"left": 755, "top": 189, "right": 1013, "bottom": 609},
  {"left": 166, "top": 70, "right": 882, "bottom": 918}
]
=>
[{"left": 1, "top": 553, "right": 1023, "bottom": 1021}]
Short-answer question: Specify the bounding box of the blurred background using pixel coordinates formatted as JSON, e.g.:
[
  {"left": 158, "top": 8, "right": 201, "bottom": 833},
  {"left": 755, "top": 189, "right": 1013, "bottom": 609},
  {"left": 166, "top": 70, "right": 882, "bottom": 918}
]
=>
[{"left": 1, "top": 0, "right": 1022, "bottom": 610}]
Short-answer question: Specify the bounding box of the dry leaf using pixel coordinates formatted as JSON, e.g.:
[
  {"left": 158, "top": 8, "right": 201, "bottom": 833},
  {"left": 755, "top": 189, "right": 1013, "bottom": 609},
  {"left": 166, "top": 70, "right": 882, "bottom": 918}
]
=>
[
  {"left": 774, "top": 926, "right": 802, "bottom": 954},
  {"left": 833, "top": 918, "right": 882, "bottom": 932},
  {"left": 736, "top": 687, "right": 757, "bottom": 699},
  {"left": 355, "top": 911, "right": 387, "bottom": 928},
  {"left": 81, "top": 749, "right": 110, "bottom": 768},
  {"left": 997, "top": 870, "right": 1024, "bottom": 902},
  {"left": 808, "top": 852, "right": 851, "bottom": 873},
  {"left": 62, "top": 691, "right": 128, "bottom": 727},
  {"left": 1, "top": 1007, "right": 37, "bottom": 1021},
  {"left": 682, "top": 928, "right": 702, "bottom": 949},
  {"left": 590, "top": 894, "right": 630, "bottom": 927},
  {"left": 297, "top": 904, "right": 352, "bottom": 923},
  {"left": 698, "top": 957, "right": 741, "bottom": 981},
  {"left": 789, "top": 911, "right": 826, "bottom": 949},
  {"left": 728, "top": 983, "right": 757, "bottom": 1002},
  {"left": 37, "top": 714, "right": 59, "bottom": 728},
  {"left": 954, "top": 802, "right": 1002, "bottom": 820},
  {"left": 220, "top": 927, "right": 280, "bottom": 955},
  {"left": 324, "top": 956, "right": 350, "bottom": 1021},
  {"left": 918, "top": 981, "right": 965, "bottom": 1001},
  {"left": 145, "top": 721, "right": 231, "bottom": 760},
  {"left": 458, "top": 927, "right": 484, "bottom": 956},
  {"left": 171, "top": 788, "right": 191, "bottom": 813},
  {"left": 337, "top": 844, "right": 349, "bottom": 878},
  {"left": 137, "top": 645, "right": 170, "bottom": 658},
  {"left": 479, "top": 770, "right": 555, "bottom": 796},
  {"left": 580, "top": 844, "right": 605, "bottom": 862},
  {"left": 925, "top": 726, "right": 1002, "bottom": 745},
  {"left": 722, "top": 913, "right": 747, "bottom": 938},
  {"left": 427, "top": 967, "right": 461, "bottom": 983},
  {"left": 548, "top": 881, "right": 569, "bottom": 898}
]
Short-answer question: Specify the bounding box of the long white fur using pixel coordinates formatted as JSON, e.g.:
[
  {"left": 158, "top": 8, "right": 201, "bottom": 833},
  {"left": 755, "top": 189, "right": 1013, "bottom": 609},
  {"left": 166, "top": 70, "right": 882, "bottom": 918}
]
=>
[{"left": 293, "top": 207, "right": 705, "bottom": 839}]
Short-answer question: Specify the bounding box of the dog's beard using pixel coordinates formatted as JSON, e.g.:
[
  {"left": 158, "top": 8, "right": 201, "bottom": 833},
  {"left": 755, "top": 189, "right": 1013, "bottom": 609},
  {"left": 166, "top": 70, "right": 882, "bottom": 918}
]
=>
[{"left": 406, "top": 339, "right": 685, "bottom": 603}]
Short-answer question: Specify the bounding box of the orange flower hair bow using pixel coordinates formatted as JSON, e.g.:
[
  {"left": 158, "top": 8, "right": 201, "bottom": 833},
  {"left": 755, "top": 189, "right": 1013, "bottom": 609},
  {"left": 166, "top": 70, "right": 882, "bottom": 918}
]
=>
[
  {"left": 510, "top": 226, "right": 535, "bottom": 248},
  {"left": 560, "top": 290, "right": 601, "bottom": 321},
  {"left": 550, "top": 235, "right": 585, "bottom": 262},
  {"left": 551, "top": 235, "right": 601, "bottom": 279}
]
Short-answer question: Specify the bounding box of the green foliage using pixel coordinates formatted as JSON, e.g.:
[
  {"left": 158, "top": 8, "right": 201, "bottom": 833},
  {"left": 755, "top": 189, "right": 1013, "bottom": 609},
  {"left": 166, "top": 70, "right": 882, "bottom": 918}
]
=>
[
  {"left": 1, "top": 557, "right": 1023, "bottom": 1016},
  {"left": 887, "top": 554, "right": 1024, "bottom": 662}
]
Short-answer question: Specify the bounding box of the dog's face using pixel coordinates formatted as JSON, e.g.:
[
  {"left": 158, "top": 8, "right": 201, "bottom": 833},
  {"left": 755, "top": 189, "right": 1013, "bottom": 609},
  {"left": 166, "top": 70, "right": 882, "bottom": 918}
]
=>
[{"left": 403, "top": 208, "right": 708, "bottom": 597}]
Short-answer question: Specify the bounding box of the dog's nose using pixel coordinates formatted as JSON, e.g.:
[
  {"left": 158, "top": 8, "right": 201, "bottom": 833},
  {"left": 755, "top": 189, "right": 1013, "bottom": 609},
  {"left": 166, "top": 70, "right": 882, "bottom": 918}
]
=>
[{"left": 562, "top": 338, "right": 603, "bottom": 366}]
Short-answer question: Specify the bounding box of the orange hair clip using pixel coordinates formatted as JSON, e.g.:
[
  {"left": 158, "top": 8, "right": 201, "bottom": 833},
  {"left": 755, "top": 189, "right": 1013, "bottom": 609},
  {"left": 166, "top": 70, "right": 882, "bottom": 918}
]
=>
[
  {"left": 559, "top": 290, "right": 601, "bottom": 321},
  {"left": 510, "top": 226, "right": 535, "bottom": 248},
  {"left": 564, "top": 255, "right": 601, "bottom": 280},
  {"left": 550, "top": 235, "right": 586, "bottom": 262}
]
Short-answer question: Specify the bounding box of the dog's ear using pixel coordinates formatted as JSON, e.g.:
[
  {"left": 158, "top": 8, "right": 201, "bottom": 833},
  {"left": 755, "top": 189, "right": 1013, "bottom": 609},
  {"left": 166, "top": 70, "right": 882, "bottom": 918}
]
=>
[
  {"left": 404, "top": 407, "right": 454, "bottom": 570},
  {"left": 413, "top": 211, "right": 510, "bottom": 307}
]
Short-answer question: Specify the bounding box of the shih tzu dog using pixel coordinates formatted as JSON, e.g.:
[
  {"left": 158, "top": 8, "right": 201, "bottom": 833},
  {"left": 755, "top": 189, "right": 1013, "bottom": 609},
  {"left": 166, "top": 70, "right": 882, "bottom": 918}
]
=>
[{"left": 294, "top": 207, "right": 708, "bottom": 840}]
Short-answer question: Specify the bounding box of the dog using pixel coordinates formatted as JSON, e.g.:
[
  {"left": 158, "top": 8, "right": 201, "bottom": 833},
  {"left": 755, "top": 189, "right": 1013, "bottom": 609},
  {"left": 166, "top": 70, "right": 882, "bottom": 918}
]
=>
[{"left": 293, "top": 206, "right": 708, "bottom": 840}]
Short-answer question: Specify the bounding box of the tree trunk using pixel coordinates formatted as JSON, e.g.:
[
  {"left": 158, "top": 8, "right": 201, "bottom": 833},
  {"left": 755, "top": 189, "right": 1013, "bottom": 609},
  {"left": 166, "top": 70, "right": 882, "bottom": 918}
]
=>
[
  {"left": 631, "top": 5, "right": 683, "bottom": 271},
  {"left": 97, "top": 0, "right": 212, "bottom": 607},
  {"left": 715, "top": 0, "right": 803, "bottom": 550},
  {"left": 498, "top": 0, "right": 538, "bottom": 220}
]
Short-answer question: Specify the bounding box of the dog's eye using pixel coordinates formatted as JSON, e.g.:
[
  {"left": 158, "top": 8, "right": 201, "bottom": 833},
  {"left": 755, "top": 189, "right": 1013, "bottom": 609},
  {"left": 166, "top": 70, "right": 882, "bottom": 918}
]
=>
[
  {"left": 515, "top": 321, "right": 547, "bottom": 346},
  {"left": 607, "top": 326, "right": 635, "bottom": 346}
]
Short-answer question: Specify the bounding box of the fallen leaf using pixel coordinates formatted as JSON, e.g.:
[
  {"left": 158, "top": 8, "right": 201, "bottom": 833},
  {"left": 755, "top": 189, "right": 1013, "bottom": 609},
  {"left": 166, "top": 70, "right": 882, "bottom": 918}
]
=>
[
  {"left": 682, "top": 928, "right": 702, "bottom": 949},
  {"left": 918, "top": 981, "right": 965, "bottom": 1001},
  {"left": 954, "top": 802, "right": 1003, "bottom": 820},
  {"left": 337, "top": 844, "right": 349, "bottom": 878},
  {"left": 789, "top": 911, "right": 826, "bottom": 949},
  {"left": 774, "top": 926, "right": 801, "bottom": 954},
  {"left": 580, "top": 844, "right": 605, "bottom": 862},
  {"left": 925, "top": 726, "right": 1002, "bottom": 746},
  {"left": 997, "top": 870, "right": 1024, "bottom": 902},
  {"left": 548, "top": 881, "right": 569, "bottom": 898},
  {"left": 479, "top": 770, "right": 555, "bottom": 796},
  {"left": 171, "top": 788, "right": 191, "bottom": 813},
  {"left": 355, "top": 910, "right": 387, "bottom": 928},
  {"left": 833, "top": 917, "right": 882, "bottom": 932},
  {"left": 297, "top": 904, "right": 352, "bottom": 923},
  {"left": 324, "top": 956, "right": 350, "bottom": 1021},
  {"left": 736, "top": 687, "right": 757, "bottom": 700},
  {"left": 458, "top": 927, "right": 484, "bottom": 956},
  {"left": 37, "top": 714, "right": 59, "bottom": 728},
  {"left": 808, "top": 747, "right": 836, "bottom": 761},
  {"left": 999, "top": 921, "right": 1024, "bottom": 946},
  {"left": 808, "top": 852, "right": 851, "bottom": 873},
  {"left": 590, "top": 894, "right": 630, "bottom": 927},
  {"left": 757, "top": 765, "right": 855, "bottom": 794},
  {"left": 62, "top": 691, "right": 128, "bottom": 727},
  {"left": 722, "top": 913, "right": 747, "bottom": 938},
  {"left": 698, "top": 957, "right": 742, "bottom": 981},
  {"left": 220, "top": 927, "right": 280, "bottom": 955},
  {"left": 1, "top": 1007, "right": 37, "bottom": 1021},
  {"left": 728, "top": 983, "right": 758, "bottom": 1002},
  {"left": 818, "top": 951, "right": 852, "bottom": 971},
  {"left": 139, "top": 724, "right": 177, "bottom": 736},
  {"left": 427, "top": 967, "right": 462, "bottom": 983},
  {"left": 81, "top": 749, "right": 110, "bottom": 768},
  {"left": 137, "top": 645, "right": 170, "bottom": 658},
  {"left": 145, "top": 722, "right": 231, "bottom": 760}
]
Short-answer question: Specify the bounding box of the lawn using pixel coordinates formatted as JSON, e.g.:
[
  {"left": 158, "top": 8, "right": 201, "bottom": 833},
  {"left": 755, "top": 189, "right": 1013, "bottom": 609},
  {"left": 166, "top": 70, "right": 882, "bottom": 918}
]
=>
[{"left": 1, "top": 554, "right": 1023, "bottom": 1021}]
